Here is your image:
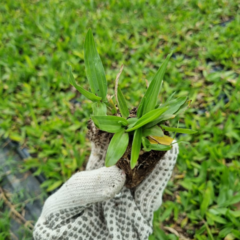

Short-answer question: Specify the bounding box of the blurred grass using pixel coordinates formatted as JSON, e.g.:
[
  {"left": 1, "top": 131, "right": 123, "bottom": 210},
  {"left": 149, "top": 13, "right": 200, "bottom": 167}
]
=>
[{"left": 0, "top": 0, "right": 240, "bottom": 239}]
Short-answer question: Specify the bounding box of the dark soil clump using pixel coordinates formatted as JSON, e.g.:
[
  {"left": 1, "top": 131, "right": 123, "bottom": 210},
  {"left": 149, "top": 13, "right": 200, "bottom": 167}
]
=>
[
  {"left": 87, "top": 108, "right": 168, "bottom": 188},
  {"left": 116, "top": 142, "right": 166, "bottom": 188}
]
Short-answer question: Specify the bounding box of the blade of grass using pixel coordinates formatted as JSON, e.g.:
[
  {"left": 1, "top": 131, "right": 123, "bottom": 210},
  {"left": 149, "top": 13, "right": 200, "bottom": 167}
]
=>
[
  {"left": 130, "top": 128, "right": 142, "bottom": 169},
  {"left": 91, "top": 116, "right": 127, "bottom": 133},
  {"left": 105, "top": 130, "right": 129, "bottom": 167},
  {"left": 137, "top": 96, "right": 146, "bottom": 118},
  {"left": 166, "top": 91, "right": 176, "bottom": 102},
  {"left": 107, "top": 95, "right": 117, "bottom": 114},
  {"left": 126, "top": 106, "right": 168, "bottom": 132},
  {"left": 142, "top": 137, "right": 151, "bottom": 151},
  {"left": 149, "top": 144, "right": 172, "bottom": 151},
  {"left": 68, "top": 65, "right": 102, "bottom": 102},
  {"left": 145, "top": 96, "right": 187, "bottom": 128},
  {"left": 161, "top": 125, "right": 198, "bottom": 134},
  {"left": 117, "top": 88, "right": 129, "bottom": 118},
  {"left": 175, "top": 99, "right": 191, "bottom": 116},
  {"left": 84, "top": 29, "right": 107, "bottom": 100},
  {"left": 137, "top": 53, "right": 172, "bottom": 117},
  {"left": 114, "top": 65, "right": 129, "bottom": 118},
  {"left": 127, "top": 118, "right": 138, "bottom": 128},
  {"left": 142, "top": 137, "right": 171, "bottom": 151},
  {"left": 92, "top": 102, "right": 107, "bottom": 116}
]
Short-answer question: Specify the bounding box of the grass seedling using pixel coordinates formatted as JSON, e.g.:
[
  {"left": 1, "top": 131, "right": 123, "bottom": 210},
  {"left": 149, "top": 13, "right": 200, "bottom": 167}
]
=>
[{"left": 69, "top": 29, "right": 197, "bottom": 188}]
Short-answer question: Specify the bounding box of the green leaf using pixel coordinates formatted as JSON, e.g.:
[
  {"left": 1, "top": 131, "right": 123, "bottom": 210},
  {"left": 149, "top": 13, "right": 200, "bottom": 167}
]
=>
[
  {"left": 127, "top": 118, "right": 138, "bottom": 125},
  {"left": 204, "top": 222, "right": 214, "bottom": 240},
  {"left": 162, "top": 96, "right": 188, "bottom": 117},
  {"left": 130, "top": 128, "right": 142, "bottom": 169},
  {"left": 46, "top": 180, "right": 63, "bottom": 192},
  {"left": 160, "top": 125, "right": 198, "bottom": 134},
  {"left": 137, "top": 96, "right": 146, "bottom": 118},
  {"left": 142, "top": 125, "right": 164, "bottom": 137},
  {"left": 137, "top": 53, "right": 171, "bottom": 117},
  {"left": 142, "top": 137, "right": 151, "bottom": 151},
  {"left": 226, "top": 210, "right": 240, "bottom": 227},
  {"left": 68, "top": 65, "right": 102, "bottom": 102},
  {"left": 91, "top": 116, "right": 127, "bottom": 133},
  {"left": 107, "top": 95, "right": 117, "bottom": 114},
  {"left": 227, "top": 193, "right": 240, "bottom": 205},
  {"left": 175, "top": 99, "right": 190, "bottom": 115},
  {"left": 149, "top": 144, "right": 172, "bottom": 151},
  {"left": 145, "top": 96, "right": 187, "bottom": 128},
  {"left": 142, "top": 137, "right": 171, "bottom": 151},
  {"left": 127, "top": 117, "right": 138, "bottom": 129},
  {"left": 84, "top": 29, "right": 107, "bottom": 100},
  {"left": 166, "top": 91, "right": 176, "bottom": 102},
  {"left": 117, "top": 88, "right": 129, "bottom": 118},
  {"left": 232, "top": 229, "right": 240, "bottom": 239},
  {"left": 206, "top": 212, "right": 227, "bottom": 224},
  {"left": 105, "top": 130, "right": 129, "bottom": 167},
  {"left": 92, "top": 102, "right": 107, "bottom": 116},
  {"left": 126, "top": 106, "right": 168, "bottom": 132},
  {"left": 200, "top": 184, "right": 212, "bottom": 217},
  {"left": 219, "top": 228, "right": 233, "bottom": 238},
  {"left": 9, "top": 133, "right": 22, "bottom": 142}
]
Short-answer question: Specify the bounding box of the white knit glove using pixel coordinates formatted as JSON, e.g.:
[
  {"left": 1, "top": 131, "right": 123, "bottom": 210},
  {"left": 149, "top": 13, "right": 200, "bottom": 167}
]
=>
[{"left": 33, "top": 132, "right": 179, "bottom": 240}]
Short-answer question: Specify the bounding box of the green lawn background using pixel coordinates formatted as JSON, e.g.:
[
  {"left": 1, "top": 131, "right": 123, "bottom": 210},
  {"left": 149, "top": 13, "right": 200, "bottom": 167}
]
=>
[{"left": 0, "top": 0, "right": 240, "bottom": 239}]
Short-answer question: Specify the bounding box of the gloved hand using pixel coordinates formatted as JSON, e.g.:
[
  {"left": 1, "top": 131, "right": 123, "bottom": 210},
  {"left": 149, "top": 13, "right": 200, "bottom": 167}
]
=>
[{"left": 33, "top": 130, "right": 179, "bottom": 240}]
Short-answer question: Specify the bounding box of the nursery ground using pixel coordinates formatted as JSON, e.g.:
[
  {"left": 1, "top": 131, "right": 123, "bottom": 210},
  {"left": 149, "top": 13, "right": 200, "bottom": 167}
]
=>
[{"left": 0, "top": 0, "right": 240, "bottom": 239}]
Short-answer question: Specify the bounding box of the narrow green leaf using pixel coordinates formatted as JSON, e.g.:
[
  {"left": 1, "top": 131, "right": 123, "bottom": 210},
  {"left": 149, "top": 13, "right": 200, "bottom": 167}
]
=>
[
  {"left": 227, "top": 193, "right": 240, "bottom": 205},
  {"left": 142, "top": 137, "right": 151, "bottom": 151},
  {"left": 127, "top": 118, "right": 138, "bottom": 125},
  {"left": 232, "top": 229, "right": 240, "bottom": 238},
  {"left": 142, "top": 125, "right": 164, "bottom": 137},
  {"left": 105, "top": 130, "right": 129, "bottom": 167},
  {"left": 142, "top": 137, "right": 171, "bottom": 151},
  {"left": 84, "top": 29, "right": 107, "bottom": 100},
  {"left": 46, "top": 180, "right": 63, "bottom": 192},
  {"left": 137, "top": 53, "right": 172, "bottom": 117},
  {"left": 117, "top": 88, "right": 129, "bottom": 118},
  {"left": 130, "top": 128, "right": 142, "bottom": 169},
  {"left": 164, "top": 96, "right": 187, "bottom": 113},
  {"left": 149, "top": 144, "right": 172, "bottom": 151},
  {"left": 171, "top": 140, "right": 190, "bottom": 145},
  {"left": 127, "top": 117, "right": 138, "bottom": 128},
  {"left": 219, "top": 228, "right": 233, "bottom": 238},
  {"left": 91, "top": 116, "right": 127, "bottom": 133},
  {"left": 68, "top": 65, "right": 102, "bottom": 102},
  {"left": 137, "top": 97, "right": 146, "bottom": 118},
  {"left": 92, "top": 102, "right": 107, "bottom": 116},
  {"left": 107, "top": 95, "right": 117, "bottom": 114},
  {"left": 226, "top": 210, "right": 240, "bottom": 227},
  {"left": 206, "top": 212, "right": 227, "bottom": 224},
  {"left": 118, "top": 120, "right": 128, "bottom": 126},
  {"left": 166, "top": 91, "right": 176, "bottom": 102},
  {"left": 200, "top": 186, "right": 212, "bottom": 217},
  {"left": 175, "top": 99, "right": 191, "bottom": 116},
  {"left": 161, "top": 125, "right": 198, "bottom": 134},
  {"left": 145, "top": 96, "right": 187, "bottom": 128},
  {"left": 126, "top": 106, "right": 168, "bottom": 132},
  {"left": 204, "top": 222, "right": 214, "bottom": 240},
  {"left": 114, "top": 65, "right": 129, "bottom": 118}
]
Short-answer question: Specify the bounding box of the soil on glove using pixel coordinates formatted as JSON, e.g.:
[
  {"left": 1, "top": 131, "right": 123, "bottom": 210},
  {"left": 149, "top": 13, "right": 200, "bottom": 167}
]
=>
[{"left": 87, "top": 108, "right": 168, "bottom": 189}]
